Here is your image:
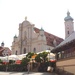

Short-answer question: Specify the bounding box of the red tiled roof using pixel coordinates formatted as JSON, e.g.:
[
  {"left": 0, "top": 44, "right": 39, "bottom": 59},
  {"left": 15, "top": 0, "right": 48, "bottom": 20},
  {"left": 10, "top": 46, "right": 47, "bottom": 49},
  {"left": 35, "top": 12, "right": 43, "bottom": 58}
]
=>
[
  {"left": 0, "top": 46, "right": 4, "bottom": 56},
  {"left": 0, "top": 46, "right": 11, "bottom": 56},
  {"left": 34, "top": 27, "right": 64, "bottom": 47},
  {"left": 0, "top": 47, "right": 3, "bottom": 51},
  {"left": 3, "top": 47, "right": 11, "bottom": 55}
]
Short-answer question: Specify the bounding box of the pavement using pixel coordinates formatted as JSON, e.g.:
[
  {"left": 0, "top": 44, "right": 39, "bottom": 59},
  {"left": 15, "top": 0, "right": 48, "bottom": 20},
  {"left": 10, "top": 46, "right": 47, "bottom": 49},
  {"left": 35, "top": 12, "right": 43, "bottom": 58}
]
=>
[{"left": 0, "top": 72, "right": 58, "bottom": 75}]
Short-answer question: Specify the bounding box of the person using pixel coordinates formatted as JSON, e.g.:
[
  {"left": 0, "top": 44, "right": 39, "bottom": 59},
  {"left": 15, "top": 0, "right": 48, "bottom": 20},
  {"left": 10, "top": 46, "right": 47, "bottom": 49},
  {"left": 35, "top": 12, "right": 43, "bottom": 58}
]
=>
[{"left": 27, "top": 63, "right": 30, "bottom": 74}]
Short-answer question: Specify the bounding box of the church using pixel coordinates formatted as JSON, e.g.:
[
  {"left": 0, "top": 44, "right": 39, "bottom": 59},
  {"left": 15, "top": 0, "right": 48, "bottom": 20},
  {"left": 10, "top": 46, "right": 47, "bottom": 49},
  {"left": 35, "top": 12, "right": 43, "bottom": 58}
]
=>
[{"left": 11, "top": 17, "right": 63, "bottom": 55}]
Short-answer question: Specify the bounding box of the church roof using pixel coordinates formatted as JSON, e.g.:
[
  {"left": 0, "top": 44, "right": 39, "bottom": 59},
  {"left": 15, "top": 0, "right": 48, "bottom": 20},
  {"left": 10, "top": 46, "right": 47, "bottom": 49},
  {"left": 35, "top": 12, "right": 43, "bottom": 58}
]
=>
[
  {"left": 34, "top": 27, "right": 63, "bottom": 47},
  {"left": 64, "top": 11, "right": 73, "bottom": 21},
  {"left": 56, "top": 31, "right": 75, "bottom": 48}
]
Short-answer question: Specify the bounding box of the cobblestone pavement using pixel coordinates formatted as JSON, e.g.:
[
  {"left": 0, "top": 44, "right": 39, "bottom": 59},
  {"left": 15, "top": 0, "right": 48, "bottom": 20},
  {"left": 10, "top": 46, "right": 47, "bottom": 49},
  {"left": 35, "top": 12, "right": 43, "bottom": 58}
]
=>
[{"left": 0, "top": 72, "right": 57, "bottom": 75}]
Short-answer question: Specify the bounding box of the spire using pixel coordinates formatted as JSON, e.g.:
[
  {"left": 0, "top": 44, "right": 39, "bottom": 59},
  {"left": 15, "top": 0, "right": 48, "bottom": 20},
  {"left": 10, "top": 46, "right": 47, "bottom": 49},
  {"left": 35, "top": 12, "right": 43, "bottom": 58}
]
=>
[
  {"left": 25, "top": 16, "right": 27, "bottom": 21},
  {"left": 14, "top": 34, "right": 17, "bottom": 38},
  {"left": 64, "top": 11, "right": 73, "bottom": 21},
  {"left": 67, "top": 11, "right": 70, "bottom": 16}
]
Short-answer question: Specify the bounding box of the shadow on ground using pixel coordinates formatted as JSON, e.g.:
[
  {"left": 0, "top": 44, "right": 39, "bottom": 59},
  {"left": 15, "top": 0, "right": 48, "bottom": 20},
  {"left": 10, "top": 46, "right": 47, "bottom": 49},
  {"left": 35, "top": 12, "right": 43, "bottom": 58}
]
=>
[{"left": 22, "top": 72, "right": 57, "bottom": 75}]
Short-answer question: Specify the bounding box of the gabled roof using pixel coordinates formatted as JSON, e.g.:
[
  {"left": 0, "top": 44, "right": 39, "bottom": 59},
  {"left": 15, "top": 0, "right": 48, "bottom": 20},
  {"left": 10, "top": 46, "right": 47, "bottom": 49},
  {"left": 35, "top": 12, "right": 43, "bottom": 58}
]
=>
[{"left": 34, "top": 27, "right": 63, "bottom": 47}]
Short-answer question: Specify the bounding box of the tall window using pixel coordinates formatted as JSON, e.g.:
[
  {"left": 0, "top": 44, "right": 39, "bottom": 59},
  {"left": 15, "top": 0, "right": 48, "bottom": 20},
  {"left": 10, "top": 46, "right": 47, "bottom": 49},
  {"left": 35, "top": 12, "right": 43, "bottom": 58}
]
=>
[
  {"left": 24, "top": 48, "right": 26, "bottom": 54},
  {"left": 24, "top": 31, "right": 27, "bottom": 37},
  {"left": 15, "top": 51, "right": 17, "bottom": 55},
  {"left": 33, "top": 48, "right": 36, "bottom": 53},
  {"left": 68, "top": 31, "right": 69, "bottom": 34}
]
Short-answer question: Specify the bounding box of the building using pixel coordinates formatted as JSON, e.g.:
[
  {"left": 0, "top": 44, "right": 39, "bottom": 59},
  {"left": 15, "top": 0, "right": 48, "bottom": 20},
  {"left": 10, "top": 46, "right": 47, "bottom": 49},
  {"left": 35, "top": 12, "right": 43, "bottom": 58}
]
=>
[
  {"left": 11, "top": 17, "right": 63, "bottom": 55},
  {"left": 0, "top": 42, "right": 11, "bottom": 56},
  {"left": 51, "top": 11, "right": 75, "bottom": 75}
]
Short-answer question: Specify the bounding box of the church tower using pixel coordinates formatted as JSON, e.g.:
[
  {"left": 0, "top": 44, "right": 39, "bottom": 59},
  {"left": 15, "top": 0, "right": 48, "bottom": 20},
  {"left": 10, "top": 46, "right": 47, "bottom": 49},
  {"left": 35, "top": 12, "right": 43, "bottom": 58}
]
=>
[{"left": 64, "top": 11, "right": 74, "bottom": 39}]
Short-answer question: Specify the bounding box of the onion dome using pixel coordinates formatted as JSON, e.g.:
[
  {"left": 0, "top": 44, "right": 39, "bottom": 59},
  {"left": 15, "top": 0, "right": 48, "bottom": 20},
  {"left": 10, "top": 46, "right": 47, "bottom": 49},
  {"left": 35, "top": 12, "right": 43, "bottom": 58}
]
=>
[
  {"left": 14, "top": 35, "right": 17, "bottom": 38},
  {"left": 64, "top": 11, "right": 73, "bottom": 21},
  {"left": 1, "top": 41, "right": 4, "bottom": 47}
]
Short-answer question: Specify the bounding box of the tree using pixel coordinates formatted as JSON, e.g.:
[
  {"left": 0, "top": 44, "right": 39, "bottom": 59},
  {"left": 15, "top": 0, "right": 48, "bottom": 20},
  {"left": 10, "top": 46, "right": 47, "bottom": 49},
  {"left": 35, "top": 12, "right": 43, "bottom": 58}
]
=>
[
  {"left": 26, "top": 52, "right": 34, "bottom": 58},
  {"left": 35, "top": 52, "right": 48, "bottom": 63},
  {"left": 35, "top": 53, "right": 42, "bottom": 63},
  {"left": 21, "top": 57, "right": 30, "bottom": 66},
  {"left": 41, "top": 52, "right": 48, "bottom": 62}
]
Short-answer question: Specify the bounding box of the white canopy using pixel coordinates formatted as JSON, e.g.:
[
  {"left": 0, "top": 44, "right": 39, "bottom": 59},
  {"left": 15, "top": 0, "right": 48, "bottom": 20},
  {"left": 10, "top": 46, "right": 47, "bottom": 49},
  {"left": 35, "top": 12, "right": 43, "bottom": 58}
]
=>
[
  {"left": 18, "top": 53, "right": 27, "bottom": 60},
  {"left": 37, "top": 50, "right": 55, "bottom": 57},
  {"left": 8, "top": 55, "right": 20, "bottom": 60}
]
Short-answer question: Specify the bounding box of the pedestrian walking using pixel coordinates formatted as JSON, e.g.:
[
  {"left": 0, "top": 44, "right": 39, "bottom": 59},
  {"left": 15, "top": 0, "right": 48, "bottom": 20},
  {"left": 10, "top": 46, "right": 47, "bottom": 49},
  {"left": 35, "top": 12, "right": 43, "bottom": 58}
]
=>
[{"left": 27, "top": 63, "right": 30, "bottom": 74}]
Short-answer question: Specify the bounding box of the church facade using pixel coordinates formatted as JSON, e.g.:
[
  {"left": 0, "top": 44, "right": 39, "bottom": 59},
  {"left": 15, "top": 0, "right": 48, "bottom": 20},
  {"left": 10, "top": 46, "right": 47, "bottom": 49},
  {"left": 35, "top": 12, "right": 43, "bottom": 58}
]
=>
[{"left": 11, "top": 17, "right": 63, "bottom": 55}]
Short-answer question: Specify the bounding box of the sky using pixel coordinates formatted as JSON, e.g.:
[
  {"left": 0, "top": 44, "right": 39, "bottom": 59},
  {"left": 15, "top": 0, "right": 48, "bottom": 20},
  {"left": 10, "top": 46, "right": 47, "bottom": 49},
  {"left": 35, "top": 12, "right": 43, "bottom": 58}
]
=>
[{"left": 0, "top": 0, "right": 75, "bottom": 49}]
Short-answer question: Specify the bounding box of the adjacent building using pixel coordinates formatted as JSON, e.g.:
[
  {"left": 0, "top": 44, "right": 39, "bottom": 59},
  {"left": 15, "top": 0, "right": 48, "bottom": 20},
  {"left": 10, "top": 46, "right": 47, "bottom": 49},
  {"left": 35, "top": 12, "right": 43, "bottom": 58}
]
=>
[
  {"left": 11, "top": 17, "right": 63, "bottom": 55},
  {"left": 0, "top": 42, "right": 11, "bottom": 56},
  {"left": 51, "top": 11, "right": 75, "bottom": 74}
]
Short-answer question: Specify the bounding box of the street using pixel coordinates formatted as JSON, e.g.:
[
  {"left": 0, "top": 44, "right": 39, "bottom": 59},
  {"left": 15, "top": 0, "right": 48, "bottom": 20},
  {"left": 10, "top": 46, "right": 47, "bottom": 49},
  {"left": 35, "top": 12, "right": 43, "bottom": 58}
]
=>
[{"left": 0, "top": 72, "right": 57, "bottom": 75}]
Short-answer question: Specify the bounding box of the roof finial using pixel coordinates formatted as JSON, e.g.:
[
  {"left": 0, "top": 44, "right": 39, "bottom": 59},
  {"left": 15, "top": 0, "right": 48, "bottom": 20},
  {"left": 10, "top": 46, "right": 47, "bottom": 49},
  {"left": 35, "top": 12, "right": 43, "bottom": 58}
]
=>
[
  {"left": 67, "top": 10, "right": 70, "bottom": 16},
  {"left": 64, "top": 10, "right": 73, "bottom": 21},
  {"left": 40, "top": 27, "right": 44, "bottom": 31},
  {"left": 25, "top": 16, "right": 27, "bottom": 21}
]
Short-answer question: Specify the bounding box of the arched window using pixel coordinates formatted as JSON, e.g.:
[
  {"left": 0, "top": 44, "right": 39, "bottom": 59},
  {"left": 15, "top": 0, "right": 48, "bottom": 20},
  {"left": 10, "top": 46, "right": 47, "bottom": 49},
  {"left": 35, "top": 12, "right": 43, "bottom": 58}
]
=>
[
  {"left": 15, "top": 51, "right": 18, "bottom": 55},
  {"left": 24, "top": 31, "right": 27, "bottom": 37},
  {"left": 24, "top": 48, "right": 26, "bottom": 54},
  {"left": 33, "top": 48, "right": 36, "bottom": 53},
  {"left": 68, "top": 31, "right": 69, "bottom": 34}
]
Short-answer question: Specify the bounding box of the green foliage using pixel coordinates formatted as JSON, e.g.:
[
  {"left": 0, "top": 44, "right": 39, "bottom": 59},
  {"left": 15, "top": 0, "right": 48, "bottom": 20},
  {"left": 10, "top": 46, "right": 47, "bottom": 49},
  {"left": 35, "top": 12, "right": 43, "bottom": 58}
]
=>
[
  {"left": 9, "top": 60, "right": 15, "bottom": 64},
  {"left": 41, "top": 52, "right": 48, "bottom": 62},
  {"left": 0, "top": 59, "right": 2, "bottom": 64},
  {"left": 35, "top": 51, "right": 48, "bottom": 63},
  {"left": 21, "top": 57, "right": 30, "bottom": 66},
  {"left": 26, "top": 52, "right": 34, "bottom": 58},
  {"left": 35, "top": 54, "right": 42, "bottom": 63}
]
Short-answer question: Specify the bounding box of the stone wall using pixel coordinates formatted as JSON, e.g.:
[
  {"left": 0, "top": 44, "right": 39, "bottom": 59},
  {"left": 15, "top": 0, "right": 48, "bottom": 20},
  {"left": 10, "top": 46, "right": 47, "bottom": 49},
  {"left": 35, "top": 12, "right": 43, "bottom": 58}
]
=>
[{"left": 56, "top": 57, "right": 75, "bottom": 74}]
